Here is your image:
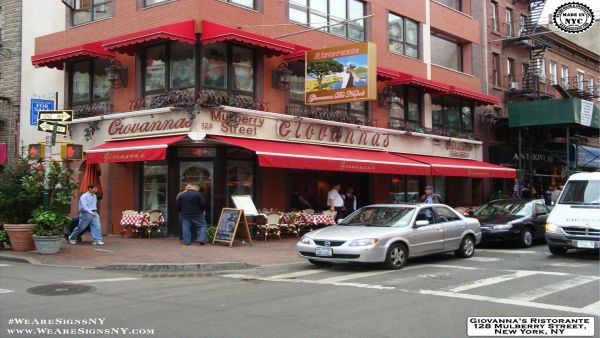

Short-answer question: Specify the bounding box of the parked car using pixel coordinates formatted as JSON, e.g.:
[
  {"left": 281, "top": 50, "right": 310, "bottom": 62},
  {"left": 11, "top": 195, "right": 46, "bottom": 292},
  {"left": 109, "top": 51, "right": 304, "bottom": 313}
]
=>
[
  {"left": 296, "top": 204, "right": 481, "bottom": 269},
  {"left": 474, "top": 199, "right": 550, "bottom": 248},
  {"left": 546, "top": 172, "right": 600, "bottom": 255}
]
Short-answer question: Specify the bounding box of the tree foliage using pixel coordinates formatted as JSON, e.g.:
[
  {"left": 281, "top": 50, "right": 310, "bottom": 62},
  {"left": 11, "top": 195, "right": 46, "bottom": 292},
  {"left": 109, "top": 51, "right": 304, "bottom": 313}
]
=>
[{"left": 307, "top": 59, "right": 344, "bottom": 90}]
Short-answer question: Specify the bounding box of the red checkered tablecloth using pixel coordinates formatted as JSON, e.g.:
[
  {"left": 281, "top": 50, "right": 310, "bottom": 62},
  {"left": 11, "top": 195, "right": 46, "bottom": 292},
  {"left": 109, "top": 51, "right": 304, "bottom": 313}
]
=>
[
  {"left": 120, "top": 213, "right": 149, "bottom": 227},
  {"left": 300, "top": 214, "right": 336, "bottom": 225}
]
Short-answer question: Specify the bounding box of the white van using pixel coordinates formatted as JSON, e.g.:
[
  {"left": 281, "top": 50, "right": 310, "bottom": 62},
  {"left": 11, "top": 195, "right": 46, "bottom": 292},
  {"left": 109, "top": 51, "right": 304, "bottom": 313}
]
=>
[{"left": 545, "top": 172, "right": 600, "bottom": 255}]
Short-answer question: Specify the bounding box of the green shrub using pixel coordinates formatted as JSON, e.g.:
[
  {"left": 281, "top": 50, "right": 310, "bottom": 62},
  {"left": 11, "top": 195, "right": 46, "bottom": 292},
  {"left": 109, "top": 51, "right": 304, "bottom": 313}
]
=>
[
  {"left": 206, "top": 226, "right": 216, "bottom": 242},
  {"left": 30, "top": 209, "right": 72, "bottom": 236}
]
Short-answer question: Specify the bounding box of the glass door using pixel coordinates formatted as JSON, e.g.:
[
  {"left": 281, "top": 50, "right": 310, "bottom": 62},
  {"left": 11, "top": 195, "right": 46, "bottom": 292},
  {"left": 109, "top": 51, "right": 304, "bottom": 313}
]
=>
[{"left": 179, "top": 161, "right": 214, "bottom": 223}]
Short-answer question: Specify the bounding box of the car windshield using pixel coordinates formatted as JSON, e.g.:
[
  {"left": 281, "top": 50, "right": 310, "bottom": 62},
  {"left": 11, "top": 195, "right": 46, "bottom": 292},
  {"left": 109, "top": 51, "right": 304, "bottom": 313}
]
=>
[
  {"left": 474, "top": 201, "right": 533, "bottom": 217},
  {"left": 558, "top": 180, "right": 600, "bottom": 205},
  {"left": 340, "top": 207, "right": 415, "bottom": 227}
]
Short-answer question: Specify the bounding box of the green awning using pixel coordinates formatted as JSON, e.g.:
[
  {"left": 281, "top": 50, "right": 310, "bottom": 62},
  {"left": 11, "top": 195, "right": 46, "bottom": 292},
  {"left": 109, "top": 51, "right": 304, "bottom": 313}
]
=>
[{"left": 508, "top": 98, "right": 599, "bottom": 129}]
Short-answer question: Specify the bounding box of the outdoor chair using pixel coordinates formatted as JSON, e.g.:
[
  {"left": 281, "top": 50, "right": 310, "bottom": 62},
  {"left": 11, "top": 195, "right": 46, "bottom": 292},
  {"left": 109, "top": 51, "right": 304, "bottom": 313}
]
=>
[
  {"left": 322, "top": 210, "right": 337, "bottom": 218},
  {"left": 256, "top": 212, "right": 282, "bottom": 242},
  {"left": 283, "top": 211, "right": 301, "bottom": 238},
  {"left": 141, "top": 209, "right": 164, "bottom": 239},
  {"left": 120, "top": 210, "right": 140, "bottom": 238}
]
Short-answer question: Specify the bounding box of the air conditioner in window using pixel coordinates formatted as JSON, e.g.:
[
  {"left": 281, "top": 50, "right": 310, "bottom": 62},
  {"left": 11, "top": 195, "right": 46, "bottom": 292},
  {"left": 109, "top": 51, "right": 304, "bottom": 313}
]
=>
[{"left": 509, "top": 82, "right": 520, "bottom": 90}]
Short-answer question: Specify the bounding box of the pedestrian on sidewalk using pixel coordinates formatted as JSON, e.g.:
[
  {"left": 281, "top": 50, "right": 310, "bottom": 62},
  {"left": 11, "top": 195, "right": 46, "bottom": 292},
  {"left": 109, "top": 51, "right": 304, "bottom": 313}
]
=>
[
  {"left": 420, "top": 186, "right": 443, "bottom": 204},
  {"left": 176, "top": 183, "right": 208, "bottom": 245},
  {"left": 69, "top": 184, "right": 104, "bottom": 245}
]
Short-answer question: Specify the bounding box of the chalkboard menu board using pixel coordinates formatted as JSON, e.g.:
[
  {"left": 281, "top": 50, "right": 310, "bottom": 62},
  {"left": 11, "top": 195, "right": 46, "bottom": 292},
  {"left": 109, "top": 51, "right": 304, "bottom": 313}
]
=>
[{"left": 213, "top": 208, "right": 253, "bottom": 247}]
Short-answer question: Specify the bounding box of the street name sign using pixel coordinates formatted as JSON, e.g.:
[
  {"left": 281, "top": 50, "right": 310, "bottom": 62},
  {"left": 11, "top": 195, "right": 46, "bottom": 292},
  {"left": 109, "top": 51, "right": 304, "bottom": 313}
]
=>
[
  {"left": 38, "top": 110, "right": 73, "bottom": 122},
  {"left": 37, "top": 121, "right": 68, "bottom": 135}
]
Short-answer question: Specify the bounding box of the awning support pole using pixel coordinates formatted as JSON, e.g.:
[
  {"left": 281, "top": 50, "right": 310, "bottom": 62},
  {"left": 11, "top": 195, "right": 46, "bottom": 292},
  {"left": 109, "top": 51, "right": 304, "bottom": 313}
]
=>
[{"left": 518, "top": 128, "right": 523, "bottom": 198}]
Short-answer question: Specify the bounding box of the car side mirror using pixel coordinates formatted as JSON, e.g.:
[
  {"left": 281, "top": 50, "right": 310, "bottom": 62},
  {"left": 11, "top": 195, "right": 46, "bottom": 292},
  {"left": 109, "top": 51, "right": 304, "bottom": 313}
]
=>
[{"left": 414, "top": 220, "right": 429, "bottom": 227}]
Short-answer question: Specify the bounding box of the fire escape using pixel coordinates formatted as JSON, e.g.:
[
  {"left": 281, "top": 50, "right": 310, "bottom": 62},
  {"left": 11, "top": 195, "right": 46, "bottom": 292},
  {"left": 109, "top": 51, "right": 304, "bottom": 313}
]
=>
[{"left": 504, "top": 0, "right": 552, "bottom": 100}]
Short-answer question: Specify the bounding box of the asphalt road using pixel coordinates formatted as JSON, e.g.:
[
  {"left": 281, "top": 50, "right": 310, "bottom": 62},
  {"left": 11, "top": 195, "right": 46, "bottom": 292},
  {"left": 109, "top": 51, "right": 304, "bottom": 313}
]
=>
[{"left": 1, "top": 243, "right": 598, "bottom": 338}]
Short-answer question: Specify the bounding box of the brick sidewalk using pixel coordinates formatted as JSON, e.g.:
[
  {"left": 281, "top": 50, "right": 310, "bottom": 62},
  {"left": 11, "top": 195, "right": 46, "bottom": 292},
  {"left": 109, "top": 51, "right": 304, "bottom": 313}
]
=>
[{"left": 0, "top": 234, "right": 304, "bottom": 268}]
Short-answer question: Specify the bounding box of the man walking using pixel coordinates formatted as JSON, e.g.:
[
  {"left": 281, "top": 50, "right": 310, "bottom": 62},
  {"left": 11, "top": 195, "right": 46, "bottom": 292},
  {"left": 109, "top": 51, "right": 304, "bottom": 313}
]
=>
[
  {"left": 327, "top": 183, "right": 345, "bottom": 221},
  {"left": 176, "top": 183, "right": 208, "bottom": 245},
  {"left": 420, "top": 186, "right": 443, "bottom": 204},
  {"left": 69, "top": 184, "right": 104, "bottom": 245}
]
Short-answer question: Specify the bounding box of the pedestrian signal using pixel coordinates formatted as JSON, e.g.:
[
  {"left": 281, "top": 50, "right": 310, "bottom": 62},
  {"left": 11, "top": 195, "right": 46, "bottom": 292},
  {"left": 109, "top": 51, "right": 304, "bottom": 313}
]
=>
[
  {"left": 28, "top": 144, "right": 45, "bottom": 159},
  {"left": 61, "top": 144, "right": 83, "bottom": 160}
]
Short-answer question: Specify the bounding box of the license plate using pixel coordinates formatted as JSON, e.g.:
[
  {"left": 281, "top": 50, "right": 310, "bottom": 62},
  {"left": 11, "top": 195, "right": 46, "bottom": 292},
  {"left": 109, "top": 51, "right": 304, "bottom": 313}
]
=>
[
  {"left": 315, "top": 247, "right": 333, "bottom": 257},
  {"left": 575, "top": 240, "right": 597, "bottom": 249}
]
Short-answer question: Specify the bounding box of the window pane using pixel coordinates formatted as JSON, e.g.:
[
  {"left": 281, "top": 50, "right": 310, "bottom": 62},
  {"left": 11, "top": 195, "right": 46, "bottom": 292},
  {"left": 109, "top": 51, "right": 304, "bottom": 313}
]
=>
[
  {"left": 233, "top": 46, "right": 254, "bottom": 93},
  {"left": 231, "top": 0, "right": 254, "bottom": 8},
  {"left": 311, "top": 0, "right": 327, "bottom": 13},
  {"left": 350, "top": 101, "right": 366, "bottom": 116},
  {"left": 145, "top": 0, "right": 169, "bottom": 6},
  {"left": 93, "top": 2, "right": 111, "bottom": 20},
  {"left": 143, "top": 163, "right": 168, "bottom": 213},
  {"left": 92, "top": 59, "right": 110, "bottom": 102},
  {"left": 145, "top": 45, "right": 166, "bottom": 93},
  {"left": 443, "top": 96, "right": 460, "bottom": 129},
  {"left": 73, "top": 9, "right": 91, "bottom": 25},
  {"left": 72, "top": 61, "right": 90, "bottom": 104},
  {"left": 348, "top": 0, "right": 364, "bottom": 19},
  {"left": 432, "top": 96, "right": 443, "bottom": 127},
  {"left": 289, "top": 7, "right": 308, "bottom": 24},
  {"left": 461, "top": 102, "right": 473, "bottom": 131},
  {"left": 331, "top": 103, "right": 348, "bottom": 115},
  {"left": 330, "top": 0, "right": 346, "bottom": 20},
  {"left": 406, "top": 87, "right": 420, "bottom": 123},
  {"left": 405, "top": 20, "right": 418, "bottom": 45},
  {"left": 431, "top": 34, "right": 460, "bottom": 71},
  {"left": 202, "top": 43, "right": 227, "bottom": 89},
  {"left": 289, "top": 61, "right": 305, "bottom": 102},
  {"left": 310, "top": 13, "right": 327, "bottom": 28},
  {"left": 388, "top": 13, "right": 404, "bottom": 53},
  {"left": 226, "top": 160, "right": 254, "bottom": 206},
  {"left": 348, "top": 25, "right": 364, "bottom": 41},
  {"left": 389, "top": 87, "right": 404, "bottom": 122},
  {"left": 330, "top": 17, "right": 347, "bottom": 36},
  {"left": 290, "top": 0, "right": 307, "bottom": 5},
  {"left": 436, "top": 0, "right": 460, "bottom": 10},
  {"left": 170, "top": 42, "right": 195, "bottom": 89}
]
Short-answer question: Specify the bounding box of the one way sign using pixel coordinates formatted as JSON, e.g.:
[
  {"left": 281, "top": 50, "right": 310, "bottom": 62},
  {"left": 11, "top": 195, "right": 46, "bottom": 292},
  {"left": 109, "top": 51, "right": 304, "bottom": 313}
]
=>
[
  {"left": 37, "top": 121, "right": 68, "bottom": 135},
  {"left": 38, "top": 110, "right": 73, "bottom": 122}
]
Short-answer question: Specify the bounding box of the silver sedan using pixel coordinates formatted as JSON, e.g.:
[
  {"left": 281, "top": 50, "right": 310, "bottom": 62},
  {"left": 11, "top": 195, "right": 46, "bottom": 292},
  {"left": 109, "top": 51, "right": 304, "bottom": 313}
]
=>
[{"left": 296, "top": 204, "right": 482, "bottom": 269}]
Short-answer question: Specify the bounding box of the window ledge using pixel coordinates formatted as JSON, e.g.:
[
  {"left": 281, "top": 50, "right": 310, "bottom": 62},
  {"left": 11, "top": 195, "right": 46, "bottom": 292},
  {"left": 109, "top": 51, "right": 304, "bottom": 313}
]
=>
[
  {"left": 492, "top": 86, "right": 503, "bottom": 91},
  {"left": 431, "top": 1, "right": 473, "bottom": 19},
  {"left": 387, "top": 49, "right": 421, "bottom": 62},
  {"left": 490, "top": 30, "right": 502, "bottom": 37},
  {"left": 141, "top": 0, "right": 177, "bottom": 10},
  {"left": 431, "top": 64, "right": 473, "bottom": 77},
  {"left": 286, "top": 21, "right": 365, "bottom": 43},
  {"left": 216, "top": 0, "right": 258, "bottom": 13},
  {"left": 70, "top": 16, "right": 112, "bottom": 29}
]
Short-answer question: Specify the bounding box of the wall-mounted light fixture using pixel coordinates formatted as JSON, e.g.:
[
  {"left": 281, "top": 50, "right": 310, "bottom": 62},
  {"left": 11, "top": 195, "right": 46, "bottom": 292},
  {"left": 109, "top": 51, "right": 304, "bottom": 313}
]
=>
[
  {"left": 377, "top": 85, "right": 395, "bottom": 108},
  {"left": 271, "top": 62, "right": 291, "bottom": 89},
  {"left": 105, "top": 60, "right": 128, "bottom": 88}
]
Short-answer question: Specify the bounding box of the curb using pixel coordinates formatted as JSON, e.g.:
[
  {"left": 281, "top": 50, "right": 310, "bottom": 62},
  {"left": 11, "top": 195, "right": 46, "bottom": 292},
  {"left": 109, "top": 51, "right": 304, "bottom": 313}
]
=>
[
  {"left": 0, "top": 253, "right": 41, "bottom": 265},
  {"left": 97, "top": 262, "right": 256, "bottom": 272}
]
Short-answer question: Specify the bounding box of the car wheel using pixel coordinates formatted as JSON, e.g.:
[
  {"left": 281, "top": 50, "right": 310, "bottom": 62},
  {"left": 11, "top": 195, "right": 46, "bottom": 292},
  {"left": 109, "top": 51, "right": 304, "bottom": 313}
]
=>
[
  {"left": 455, "top": 235, "right": 475, "bottom": 258},
  {"left": 520, "top": 228, "right": 533, "bottom": 248},
  {"left": 308, "top": 259, "right": 332, "bottom": 267},
  {"left": 383, "top": 243, "right": 407, "bottom": 270},
  {"left": 548, "top": 245, "right": 568, "bottom": 255}
]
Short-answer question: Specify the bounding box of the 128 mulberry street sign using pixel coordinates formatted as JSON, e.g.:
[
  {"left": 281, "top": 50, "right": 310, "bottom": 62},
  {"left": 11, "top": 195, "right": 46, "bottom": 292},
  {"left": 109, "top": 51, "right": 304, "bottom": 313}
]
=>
[
  {"left": 37, "top": 110, "right": 73, "bottom": 122},
  {"left": 37, "top": 120, "right": 68, "bottom": 135}
]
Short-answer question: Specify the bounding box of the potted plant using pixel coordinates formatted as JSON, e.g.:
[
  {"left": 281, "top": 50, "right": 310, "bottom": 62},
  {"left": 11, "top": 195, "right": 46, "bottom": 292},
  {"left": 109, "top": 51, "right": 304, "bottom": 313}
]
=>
[
  {"left": 29, "top": 161, "right": 78, "bottom": 254},
  {"left": 0, "top": 156, "right": 44, "bottom": 251}
]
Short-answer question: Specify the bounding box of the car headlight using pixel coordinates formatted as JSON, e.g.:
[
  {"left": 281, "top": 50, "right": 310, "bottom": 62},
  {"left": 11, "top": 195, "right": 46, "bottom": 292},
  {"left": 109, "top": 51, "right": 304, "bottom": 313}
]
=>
[
  {"left": 299, "top": 236, "right": 312, "bottom": 245},
  {"left": 545, "top": 223, "right": 562, "bottom": 233},
  {"left": 492, "top": 224, "right": 512, "bottom": 230},
  {"left": 349, "top": 238, "right": 379, "bottom": 246}
]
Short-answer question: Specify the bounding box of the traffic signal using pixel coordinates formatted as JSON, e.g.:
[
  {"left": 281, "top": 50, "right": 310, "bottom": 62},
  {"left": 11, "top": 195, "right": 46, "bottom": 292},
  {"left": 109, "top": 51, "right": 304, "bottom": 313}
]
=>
[
  {"left": 28, "top": 144, "right": 45, "bottom": 159},
  {"left": 61, "top": 144, "right": 83, "bottom": 160}
]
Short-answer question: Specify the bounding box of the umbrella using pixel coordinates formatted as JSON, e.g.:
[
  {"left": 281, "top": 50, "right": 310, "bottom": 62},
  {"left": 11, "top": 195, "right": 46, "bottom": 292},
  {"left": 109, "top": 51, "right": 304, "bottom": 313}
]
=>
[{"left": 80, "top": 162, "right": 103, "bottom": 197}]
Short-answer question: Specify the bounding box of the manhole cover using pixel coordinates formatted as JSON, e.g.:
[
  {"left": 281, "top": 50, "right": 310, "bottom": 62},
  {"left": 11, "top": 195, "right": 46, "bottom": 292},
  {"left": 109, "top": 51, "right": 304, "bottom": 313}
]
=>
[{"left": 26, "top": 283, "right": 96, "bottom": 296}]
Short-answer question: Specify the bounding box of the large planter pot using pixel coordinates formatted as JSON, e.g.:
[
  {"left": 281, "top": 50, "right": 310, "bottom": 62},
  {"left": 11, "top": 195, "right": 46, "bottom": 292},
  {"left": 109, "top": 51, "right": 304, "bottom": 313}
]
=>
[
  {"left": 3, "top": 224, "right": 34, "bottom": 251},
  {"left": 32, "top": 235, "right": 63, "bottom": 254}
]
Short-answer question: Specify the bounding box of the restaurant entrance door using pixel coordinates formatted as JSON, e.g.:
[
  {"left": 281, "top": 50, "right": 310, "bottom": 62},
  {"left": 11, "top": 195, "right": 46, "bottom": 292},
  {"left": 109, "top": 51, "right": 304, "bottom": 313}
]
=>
[{"left": 179, "top": 161, "right": 214, "bottom": 224}]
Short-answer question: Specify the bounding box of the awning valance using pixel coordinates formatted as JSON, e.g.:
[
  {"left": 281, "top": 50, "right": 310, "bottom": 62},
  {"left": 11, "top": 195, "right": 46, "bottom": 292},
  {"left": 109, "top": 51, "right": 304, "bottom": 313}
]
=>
[
  {"left": 85, "top": 135, "right": 186, "bottom": 164},
  {"left": 102, "top": 21, "right": 197, "bottom": 55},
  {"left": 450, "top": 86, "right": 500, "bottom": 106},
  {"left": 376, "top": 67, "right": 401, "bottom": 82},
  {"left": 31, "top": 41, "right": 115, "bottom": 70},
  {"left": 387, "top": 72, "right": 451, "bottom": 94},
  {"left": 0, "top": 143, "right": 6, "bottom": 166},
  {"left": 200, "top": 21, "right": 296, "bottom": 56},
  {"left": 212, "top": 136, "right": 430, "bottom": 175},
  {"left": 396, "top": 153, "right": 516, "bottom": 179}
]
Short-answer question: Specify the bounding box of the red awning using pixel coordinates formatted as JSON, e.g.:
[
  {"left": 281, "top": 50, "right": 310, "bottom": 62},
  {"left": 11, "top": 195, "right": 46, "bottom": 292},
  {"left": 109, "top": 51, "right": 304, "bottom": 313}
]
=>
[
  {"left": 85, "top": 135, "right": 186, "bottom": 164},
  {"left": 102, "top": 21, "right": 197, "bottom": 55},
  {"left": 200, "top": 21, "right": 296, "bottom": 56},
  {"left": 31, "top": 41, "right": 115, "bottom": 70},
  {"left": 450, "top": 86, "right": 500, "bottom": 106},
  {"left": 395, "top": 153, "right": 516, "bottom": 179},
  {"left": 0, "top": 143, "right": 6, "bottom": 166},
  {"left": 387, "top": 72, "right": 451, "bottom": 94},
  {"left": 376, "top": 67, "right": 400, "bottom": 81},
  {"left": 212, "top": 136, "right": 430, "bottom": 175}
]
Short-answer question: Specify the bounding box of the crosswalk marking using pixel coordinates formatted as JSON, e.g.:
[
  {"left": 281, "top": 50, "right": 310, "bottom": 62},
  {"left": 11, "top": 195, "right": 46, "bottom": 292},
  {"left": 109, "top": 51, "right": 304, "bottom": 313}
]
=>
[
  {"left": 545, "top": 262, "right": 591, "bottom": 268},
  {"left": 221, "top": 273, "right": 394, "bottom": 290},
  {"left": 446, "top": 271, "right": 537, "bottom": 293},
  {"left": 467, "top": 257, "right": 501, "bottom": 262},
  {"left": 0, "top": 289, "right": 14, "bottom": 294},
  {"left": 264, "top": 270, "right": 324, "bottom": 280},
  {"left": 62, "top": 277, "right": 140, "bottom": 283},
  {"left": 477, "top": 249, "right": 539, "bottom": 255},
  {"left": 508, "top": 276, "right": 597, "bottom": 301},
  {"left": 0, "top": 264, "right": 12, "bottom": 267},
  {"left": 581, "top": 300, "right": 600, "bottom": 315},
  {"left": 317, "top": 270, "right": 400, "bottom": 283},
  {"left": 418, "top": 264, "right": 478, "bottom": 270}
]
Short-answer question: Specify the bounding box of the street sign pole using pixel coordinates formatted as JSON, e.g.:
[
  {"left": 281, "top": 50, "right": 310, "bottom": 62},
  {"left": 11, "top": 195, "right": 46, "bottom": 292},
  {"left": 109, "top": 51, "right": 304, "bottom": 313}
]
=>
[
  {"left": 51, "top": 123, "right": 58, "bottom": 146},
  {"left": 43, "top": 134, "right": 52, "bottom": 209}
]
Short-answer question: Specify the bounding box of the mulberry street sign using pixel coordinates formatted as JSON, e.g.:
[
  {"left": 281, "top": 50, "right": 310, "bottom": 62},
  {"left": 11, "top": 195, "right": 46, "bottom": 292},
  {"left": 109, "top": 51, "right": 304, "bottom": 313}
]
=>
[
  {"left": 37, "top": 120, "right": 68, "bottom": 135},
  {"left": 38, "top": 110, "right": 73, "bottom": 122}
]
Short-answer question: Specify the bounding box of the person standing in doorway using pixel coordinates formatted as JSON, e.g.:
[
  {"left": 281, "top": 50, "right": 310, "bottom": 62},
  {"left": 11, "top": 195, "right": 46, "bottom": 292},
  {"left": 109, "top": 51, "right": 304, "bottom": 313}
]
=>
[
  {"left": 69, "top": 184, "right": 104, "bottom": 245},
  {"left": 327, "top": 183, "right": 345, "bottom": 221},
  {"left": 342, "top": 187, "right": 357, "bottom": 218},
  {"left": 420, "top": 186, "right": 443, "bottom": 204},
  {"left": 176, "top": 183, "right": 208, "bottom": 245}
]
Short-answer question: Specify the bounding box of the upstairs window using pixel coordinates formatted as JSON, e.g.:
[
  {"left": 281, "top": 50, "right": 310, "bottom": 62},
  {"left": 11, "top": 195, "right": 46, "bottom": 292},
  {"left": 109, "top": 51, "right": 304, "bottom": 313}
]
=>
[
  {"left": 225, "top": 0, "right": 254, "bottom": 9},
  {"left": 388, "top": 13, "right": 419, "bottom": 59},
  {"left": 576, "top": 71, "right": 584, "bottom": 91},
  {"left": 202, "top": 43, "right": 256, "bottom": 99},
  {"left": 431, "top": 33, "right": 463, "bottom": 72},
  {"left": 492, "top": 53, "right": 500, "bottom": 86},
  {"left": 491, "top": 2, "right": 499, "bottom": 32},
  {"left": 505, "top": 8, "right": 513, "bottom": 37},
  {"left": 289, "top": 0, "right": 366, "bottom": 41},
  {"left": 432, "top": 96, "right": 474, "bottom": 132},
  {"left": 507, "top": 58, "right": 515, "bottom": 83},
  {"left": 144, "top": 0, "right": 171, "bottom": 6},
  {"left": 435, "top": 0, "right": 460, "bottom": 11},
  {"left": 519, "top": 15, "right": 527, "bottom": 36},
  {"left": 70, "top": 0, "right": 113, "bottom": 26},
  {"left": 588, "top": 76, "right": 594, "bottom": 95},
  {"left": 549, "top": 61, "right": 557, "bottom": 85},
  {"left": 561, "top": 66, "right": 569, "bottom": 88},
  {"left": 389, "top": 85, "right": 422, "bottom": 128},
  {"left": 69, "top": 59, "right": 111, "bottom": 106},
  {"left": 143, "top": 42, "right": 195, "bottom": 96}
]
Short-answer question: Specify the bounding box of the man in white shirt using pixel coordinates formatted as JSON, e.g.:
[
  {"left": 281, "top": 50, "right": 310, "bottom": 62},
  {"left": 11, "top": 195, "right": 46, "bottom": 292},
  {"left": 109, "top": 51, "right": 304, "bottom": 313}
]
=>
[{"left": 327, "top": 183, "right": 345, "bottom": 221}]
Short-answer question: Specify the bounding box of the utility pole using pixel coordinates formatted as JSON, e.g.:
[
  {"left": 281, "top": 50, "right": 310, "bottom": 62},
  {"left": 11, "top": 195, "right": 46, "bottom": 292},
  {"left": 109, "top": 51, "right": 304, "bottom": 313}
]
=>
[{"left": 42, "top": 92, "right": 60, "bottom": 209}]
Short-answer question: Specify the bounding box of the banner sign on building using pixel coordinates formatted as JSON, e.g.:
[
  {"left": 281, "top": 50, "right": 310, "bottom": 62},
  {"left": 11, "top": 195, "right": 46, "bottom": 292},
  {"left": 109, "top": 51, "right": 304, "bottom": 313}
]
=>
[
  {"left": 30, "top": 99, "right": 54, "bottom": 126},
  {"left": 305, "top": 42, "right": 376, "bottom": 105}
]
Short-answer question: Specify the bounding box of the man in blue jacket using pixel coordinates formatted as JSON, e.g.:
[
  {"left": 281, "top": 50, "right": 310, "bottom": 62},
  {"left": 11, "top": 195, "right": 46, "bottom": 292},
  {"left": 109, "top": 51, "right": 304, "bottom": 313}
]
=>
[{"left": 176, "top": 183, "right": 208, "bottom": 245}]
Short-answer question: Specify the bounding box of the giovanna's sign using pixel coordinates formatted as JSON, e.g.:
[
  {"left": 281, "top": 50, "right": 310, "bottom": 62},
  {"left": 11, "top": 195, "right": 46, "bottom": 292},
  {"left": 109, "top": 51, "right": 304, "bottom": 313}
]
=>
[
  {"left": 277, "top": 120, "right": 390, "bottom": 149},
  {"left": 108, "top": 117, "right": 193, "bottom": 136},
  {"left": 305, "top": 42, "right": 377, "bottom": 105}
]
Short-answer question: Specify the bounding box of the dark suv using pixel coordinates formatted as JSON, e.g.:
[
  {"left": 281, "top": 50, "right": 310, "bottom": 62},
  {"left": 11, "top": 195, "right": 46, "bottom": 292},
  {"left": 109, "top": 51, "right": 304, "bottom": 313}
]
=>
[{"left": 474, "top": 199, "right": 550, "bottom": 247}]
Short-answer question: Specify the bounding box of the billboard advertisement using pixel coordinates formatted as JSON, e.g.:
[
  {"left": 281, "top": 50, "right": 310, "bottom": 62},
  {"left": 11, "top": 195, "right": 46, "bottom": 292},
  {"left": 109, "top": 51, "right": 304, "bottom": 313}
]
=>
[{"left": 305, "top": 42, "right": 376, "bottom": 105}]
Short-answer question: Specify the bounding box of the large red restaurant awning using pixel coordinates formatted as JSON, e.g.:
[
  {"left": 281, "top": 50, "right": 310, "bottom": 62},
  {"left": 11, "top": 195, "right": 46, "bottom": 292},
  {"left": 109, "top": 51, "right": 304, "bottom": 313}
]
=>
[
  {"left": 449, "top": 86, "right": 500, "bottom": 106},
  {"left": 85, "top": 135, "right": 185, "bottom": 164},
  {"left": 102, "top": 21, "right": 196, "bottom": 55},
  {"left": 212, "top": 136, "right": 430, "bottom": 175},
  {"left": 387, "top": 72, "right": 451, "bottom": 95},
  {"left": 395, "top": 153, "right": 516, "bottom": 179},
  {"left": 200, "top": 21, "right": 296, "bottom": 56},
  {"left": 31, "top": 41, "right": 115, "bottom": 70}
]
